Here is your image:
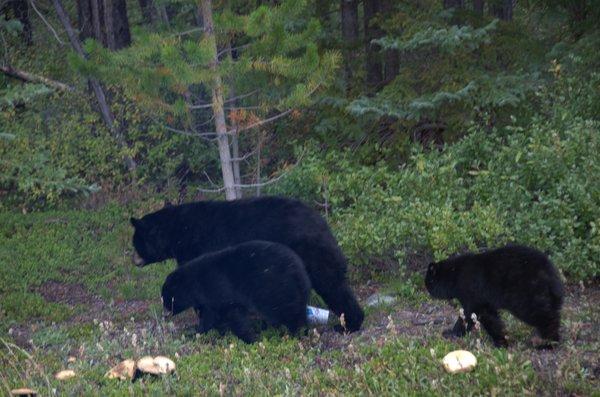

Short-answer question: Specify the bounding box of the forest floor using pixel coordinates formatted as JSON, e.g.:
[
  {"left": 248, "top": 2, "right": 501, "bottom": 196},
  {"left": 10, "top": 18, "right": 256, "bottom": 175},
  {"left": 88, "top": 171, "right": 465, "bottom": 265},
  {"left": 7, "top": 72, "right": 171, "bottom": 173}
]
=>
[{"left": 0, "top": 207, "right": 598, "bottom": 396}]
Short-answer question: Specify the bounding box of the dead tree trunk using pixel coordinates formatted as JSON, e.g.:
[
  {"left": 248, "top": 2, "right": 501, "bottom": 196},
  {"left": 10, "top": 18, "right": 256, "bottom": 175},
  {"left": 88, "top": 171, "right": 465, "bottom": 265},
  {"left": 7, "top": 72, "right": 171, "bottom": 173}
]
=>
[
  {"left": 111, "top": 0, "right": 131, "bottom": 49},
  {"left": 443, "top": 0, "right": 464, "bottom": 8},
  {"left": 490, "top": 0, "right": 513, "bottom": 21},
  {"left": 340, "top": 0, "right": 359, "bottom": 92},
  {"left": 0, "top": 66, "right": 73, "bottom": 91},
  {"left": 380, "top": 0, "right": 398, "bottom": 83},
  {"left": 364, "top": 0, "right": 383, "bottom": 93},
  {"left": 200, "top": 0, "right": 237, "bottom": 200},
  {"left": 137, "top": 0, "right": 156, "bottom": 24}
]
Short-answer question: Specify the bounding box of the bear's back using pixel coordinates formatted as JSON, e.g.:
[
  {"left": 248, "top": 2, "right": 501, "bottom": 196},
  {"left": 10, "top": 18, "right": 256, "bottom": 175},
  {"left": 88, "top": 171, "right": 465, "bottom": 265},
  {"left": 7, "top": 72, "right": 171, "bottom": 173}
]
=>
[{"left": 157, "top": 197, "right": 333, "bottom": 264}]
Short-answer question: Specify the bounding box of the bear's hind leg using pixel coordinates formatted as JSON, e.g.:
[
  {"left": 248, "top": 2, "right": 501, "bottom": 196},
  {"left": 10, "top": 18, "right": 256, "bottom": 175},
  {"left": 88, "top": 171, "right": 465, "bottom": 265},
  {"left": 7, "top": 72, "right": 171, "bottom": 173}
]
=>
[
  {"left": 292, "top": 240, "right": 364, "bottom": 332},
  {"left": 478, "top": 307, "right": 508, "bottom": 348}
]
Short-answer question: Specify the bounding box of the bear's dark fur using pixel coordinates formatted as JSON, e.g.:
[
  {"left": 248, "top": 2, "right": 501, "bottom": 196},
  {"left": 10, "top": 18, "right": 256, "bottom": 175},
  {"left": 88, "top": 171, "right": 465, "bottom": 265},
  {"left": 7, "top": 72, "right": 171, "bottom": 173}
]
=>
[
  {"left": 131, "top": 196, "right": 364, "bottom": 332},
  {"left": 161, "top": 240, "right": 310, "bottom": 343},
  {"left": 425, "top": 245, "right": 564, "bottom": 347}
]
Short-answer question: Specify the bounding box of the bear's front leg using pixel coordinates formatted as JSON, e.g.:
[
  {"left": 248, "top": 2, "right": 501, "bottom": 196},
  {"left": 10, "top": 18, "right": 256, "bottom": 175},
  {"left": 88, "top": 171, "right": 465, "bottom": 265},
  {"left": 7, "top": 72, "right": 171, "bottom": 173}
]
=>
[
  {"left": 224, "top": 306, "right": 257, "bottom": 343},
  {"left": 195, "top": 306, "right": 218, "bottom": 334},
  {"left": 477, "top": 307, "right": 508, "bottom": 348},
  {"left": 443, "top": 306, "right": 475, "bottom": 338}
]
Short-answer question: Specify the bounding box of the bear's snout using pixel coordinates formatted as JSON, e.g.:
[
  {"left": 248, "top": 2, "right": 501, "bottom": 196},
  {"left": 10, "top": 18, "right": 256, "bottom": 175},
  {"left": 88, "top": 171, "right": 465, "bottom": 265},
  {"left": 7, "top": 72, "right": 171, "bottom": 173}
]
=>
[{"left": 133, "top": 251, "right": 146, "bottom": 267}]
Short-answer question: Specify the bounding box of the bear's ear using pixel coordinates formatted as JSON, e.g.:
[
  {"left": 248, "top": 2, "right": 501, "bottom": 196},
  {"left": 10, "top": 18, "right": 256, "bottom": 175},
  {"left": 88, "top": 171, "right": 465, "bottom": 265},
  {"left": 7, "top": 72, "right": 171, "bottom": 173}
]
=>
[{"left": 427, "top": 262, "right": 436, "bottom": 275}]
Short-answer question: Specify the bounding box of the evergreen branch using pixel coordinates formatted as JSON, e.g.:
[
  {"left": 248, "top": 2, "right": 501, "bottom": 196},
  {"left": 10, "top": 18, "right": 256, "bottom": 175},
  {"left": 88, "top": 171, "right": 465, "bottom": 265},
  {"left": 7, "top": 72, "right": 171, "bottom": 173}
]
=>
[
  {"left": 375, "top": 20, "right": 498, "bottom": 54},
  {"left": 197, "top": 159, "right": 299, "bottom": 193}
]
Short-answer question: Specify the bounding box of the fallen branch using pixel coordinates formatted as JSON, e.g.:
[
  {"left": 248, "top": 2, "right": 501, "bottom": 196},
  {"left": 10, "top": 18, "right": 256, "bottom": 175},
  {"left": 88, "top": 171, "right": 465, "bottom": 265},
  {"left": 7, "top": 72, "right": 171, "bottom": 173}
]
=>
[{"left": 0, "top": 65, "right": 73, "bottom": 92}]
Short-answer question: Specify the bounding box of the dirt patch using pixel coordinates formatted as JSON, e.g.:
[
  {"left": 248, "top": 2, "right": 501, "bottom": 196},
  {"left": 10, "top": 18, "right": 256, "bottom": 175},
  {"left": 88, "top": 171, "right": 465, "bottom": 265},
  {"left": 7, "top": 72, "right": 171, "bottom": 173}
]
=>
[{"left": 37, "top": 281, "right": 98, "bottom": 306}]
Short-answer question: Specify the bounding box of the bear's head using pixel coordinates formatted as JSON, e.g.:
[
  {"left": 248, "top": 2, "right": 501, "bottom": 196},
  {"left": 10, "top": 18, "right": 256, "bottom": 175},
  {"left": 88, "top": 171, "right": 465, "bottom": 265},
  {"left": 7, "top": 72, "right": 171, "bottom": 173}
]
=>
[
  {"left": 161, "top": 271, "right": 193, "bottom": 316},
  {"left": 424, "top": 260, "right": 457, "bottom": 300},
  {"left": 130, "top": 215, "right": 171, "bottom": 267}
]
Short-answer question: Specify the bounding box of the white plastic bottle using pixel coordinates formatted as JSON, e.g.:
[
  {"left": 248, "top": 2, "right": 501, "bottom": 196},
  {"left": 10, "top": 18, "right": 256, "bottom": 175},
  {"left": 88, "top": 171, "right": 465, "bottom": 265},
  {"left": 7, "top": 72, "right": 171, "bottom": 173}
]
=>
[{"left": 306, "top": 305, "right": 330, "bottom": 325}]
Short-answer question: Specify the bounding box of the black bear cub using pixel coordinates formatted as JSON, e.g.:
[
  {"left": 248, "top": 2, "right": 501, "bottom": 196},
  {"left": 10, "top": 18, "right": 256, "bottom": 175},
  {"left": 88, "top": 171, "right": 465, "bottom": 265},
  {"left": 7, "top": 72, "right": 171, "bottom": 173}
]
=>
[
  {"left": 425, "top": 245, "right": 564, "bottom": 347},
  {"left": 131, "top": 196, "right": 364, "bottom": 332},
  {"left": 161, "top": 240, "right": 310, "bottom": 343}
]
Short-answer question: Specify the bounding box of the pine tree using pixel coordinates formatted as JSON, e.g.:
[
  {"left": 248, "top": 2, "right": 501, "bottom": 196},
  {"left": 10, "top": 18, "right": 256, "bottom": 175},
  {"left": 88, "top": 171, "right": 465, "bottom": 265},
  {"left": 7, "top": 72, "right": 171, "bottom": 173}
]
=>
[{"left": 78, "top": 0, "right": 339, "bottom": 198}]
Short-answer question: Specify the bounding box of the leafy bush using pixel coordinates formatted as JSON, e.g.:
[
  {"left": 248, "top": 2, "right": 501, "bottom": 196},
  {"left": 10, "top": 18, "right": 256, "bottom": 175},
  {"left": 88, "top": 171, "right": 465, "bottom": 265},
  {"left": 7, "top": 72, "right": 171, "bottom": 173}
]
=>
[{"left": 273, "top": 116, "right": 600, "bottom": 281}]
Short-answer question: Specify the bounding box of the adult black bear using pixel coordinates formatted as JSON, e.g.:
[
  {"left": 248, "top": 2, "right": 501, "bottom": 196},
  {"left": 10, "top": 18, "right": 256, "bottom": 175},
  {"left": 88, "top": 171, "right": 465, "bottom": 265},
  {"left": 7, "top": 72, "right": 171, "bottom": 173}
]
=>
[
  {"left": 425, "top": 245, "right": 564, "bottom": 347},
  {"left": 131, "top": 196, "right": 364, "bottom": 332},
  {"left": 161, "top": 241, "right": 310, "bottom": 343}
]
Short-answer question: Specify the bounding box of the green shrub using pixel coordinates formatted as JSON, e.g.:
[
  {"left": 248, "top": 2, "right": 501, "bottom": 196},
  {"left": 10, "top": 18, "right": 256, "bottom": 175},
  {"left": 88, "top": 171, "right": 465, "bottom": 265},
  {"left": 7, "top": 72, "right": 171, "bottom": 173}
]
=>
[{"left": 272, "top": 117, "right": 600, "bottom": 281}]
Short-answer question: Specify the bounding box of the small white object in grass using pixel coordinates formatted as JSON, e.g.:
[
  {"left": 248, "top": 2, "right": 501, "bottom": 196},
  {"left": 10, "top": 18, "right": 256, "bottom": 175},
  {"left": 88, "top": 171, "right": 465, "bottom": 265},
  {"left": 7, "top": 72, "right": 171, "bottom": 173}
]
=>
[
  {"left": 136, "top": 356, "right": 176, "bottom": 375},
  {"left": 306, "top": 306, "right": 329, "bottom": 325},
  {"left": 442, "top": 350, "right": 477, "bottom": 374},
  {"left": 54, "top": 369, "right": 76, "bottom": 380},
  {"left": 365, "top": 293, "right": 396, "bottom": 307},
  {"left": 105, "top": 359, "right": 136, "bottom": 380},
  {"left": 10, "top": 388, "right": 37, "bottom": 396},
  {"left": 67, "top": 356, "right": 76, "bottom": 363}
]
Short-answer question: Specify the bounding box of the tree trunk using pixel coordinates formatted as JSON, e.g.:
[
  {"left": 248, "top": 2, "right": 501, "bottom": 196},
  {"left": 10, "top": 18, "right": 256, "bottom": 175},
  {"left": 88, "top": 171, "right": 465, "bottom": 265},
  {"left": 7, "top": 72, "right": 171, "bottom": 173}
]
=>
[
  {"left": 157, "top": 5, "right": 170, "bottom": 25},
  {"left": 316, "top": 0, "right": 331, "bottom": 27},
  {"left": 380, "top": 0, "right": 398, "bottom": 83},
  {"left": 443, "top": 0, "right": 464, "bottom": 8},
  {"left": 364, "top": 0, "right": 383, "bottom": 93},
  {"left": 53, "top": 0, "right": 136, "bottom": 171},
  {"left": 224, "top": 41, "right": 243, "bottom": 199},
  {"left": 111, "top": 0, "right": 131, "bottom": 49},
  {"left": 78, "top": 0, "right": 129, "bottom": 49},
  {"left": 200, "top": 0, "right": 237, "bottom": 200},
  {"left": 90, "top": 0, "right": 106, "bottom": 45},
  {"left": 340, "top": 0, "right": 359, "bottom": 91},
  {"left": 473, "top": 0, "right": 484, "bottom": 14},
  {"left": 102, "top": 0, "right": 116, "bottom": 49},
  {"left": 76, "top": 0, "right": 93, "bottom": 40},
  {"left": 138, "top": 0, "right": 156, "bottom": 24},
  {"left": 6, "top": 0, "right": 32, "bottom": 45},
  {"left": 490, "top": 0, "right": 513, "bottom": 21},
  {"left": 231, "top": 131, "right": 242, "bottom": 198}
]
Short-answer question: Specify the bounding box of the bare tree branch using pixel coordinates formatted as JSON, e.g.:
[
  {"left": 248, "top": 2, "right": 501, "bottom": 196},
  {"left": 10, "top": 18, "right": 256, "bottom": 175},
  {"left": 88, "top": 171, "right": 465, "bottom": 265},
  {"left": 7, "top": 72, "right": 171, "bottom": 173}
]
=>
[
  {"left": 197, "top": 152, "right": 302, "bottom": 193},
  {"left": 197, "top": 169, "right": 292, "bottom": 193},
  {"left": 230, "top": 148, "right": 257, "bottom": 162},
  {"left": 0, "top": 65, "right": 73, "bottom": 91},
  {"left": 236, "top": 109, "right": 292, "bottom": 133},
  {"left": 162, "top": 124, "right": 226, "bottom": 141},
  {"left": 187, "top": 90, "right": 259, "bottom": 109},
  {"left": 29, "top": 0, "right": 65, "bottom": 45},
  {"left": 170, "top": 27, "right": 204, "bottom": 37}
]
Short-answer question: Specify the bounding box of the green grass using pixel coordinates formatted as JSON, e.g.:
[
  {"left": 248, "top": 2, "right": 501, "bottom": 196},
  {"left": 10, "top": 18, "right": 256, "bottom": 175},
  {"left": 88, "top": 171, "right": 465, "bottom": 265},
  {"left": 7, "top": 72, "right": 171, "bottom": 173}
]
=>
[{"left": 0, "top": 206, "right": 598, "bottom": 396}]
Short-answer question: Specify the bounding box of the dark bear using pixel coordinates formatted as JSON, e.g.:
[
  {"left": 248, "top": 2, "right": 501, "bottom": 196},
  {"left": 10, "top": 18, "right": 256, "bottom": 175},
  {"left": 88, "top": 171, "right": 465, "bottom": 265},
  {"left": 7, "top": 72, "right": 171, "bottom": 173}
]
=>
[
  {"left": 425, "top": 244, "right": 564, "bottom": 347},
  {"left": 131, "top": 196, "right": 364, "bottom": 332},
  {"left": 161, "top": 240, "right": 310, "bottom": 343}
]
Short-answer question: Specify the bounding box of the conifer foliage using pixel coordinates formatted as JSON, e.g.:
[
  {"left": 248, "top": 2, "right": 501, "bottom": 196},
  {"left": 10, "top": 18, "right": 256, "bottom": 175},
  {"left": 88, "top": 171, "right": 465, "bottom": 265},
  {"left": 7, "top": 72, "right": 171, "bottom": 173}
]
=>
[{"left": 75, "top": 0, "right": 339, "bottom": 198}]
